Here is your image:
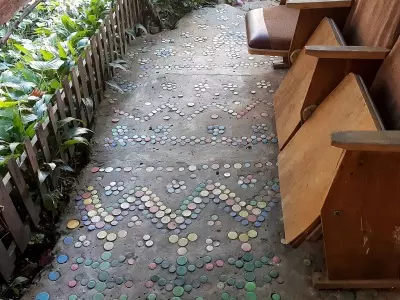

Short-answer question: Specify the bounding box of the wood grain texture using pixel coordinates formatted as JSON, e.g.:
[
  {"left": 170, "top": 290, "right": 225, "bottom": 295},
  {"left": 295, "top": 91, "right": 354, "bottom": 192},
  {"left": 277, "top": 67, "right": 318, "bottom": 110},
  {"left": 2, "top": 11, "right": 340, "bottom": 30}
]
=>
[
  {"left": 332, "top": 131, "right": 400, "bottom": 152},
  {"left": 0, "top": 240, "right": 16, "bottom": 280},
  {"left": 0, "top": 0, "right": 30, "bottom": 24},
  {"left": 0, "top": 175, "right": 30, "bottom": 252},
  {"left": 370, "top": 37, "right": 400, "bottom": 130},
  {"left": 343, "top": 0, "right": 400, "bottom": 49},
  {"left": 322, "top": 150, "right": 400, "bottom": 280},
  {"left": 7, "top": 158, "right": 40, "bottom": 227},
  {"left": 274, "top": 18, "right": 342, "bottom": 150},
  {"left": 288, "top": 7, "right": 349, "bottom": 61},
  {"left": 279, "top": 73, "right": 378, "bottom": 244},
  {"left": 286, "top": 0, "right": 352, "bottom": 9},
  {"left": 305, "top": 46, "right": 390, "bottom": 59}
]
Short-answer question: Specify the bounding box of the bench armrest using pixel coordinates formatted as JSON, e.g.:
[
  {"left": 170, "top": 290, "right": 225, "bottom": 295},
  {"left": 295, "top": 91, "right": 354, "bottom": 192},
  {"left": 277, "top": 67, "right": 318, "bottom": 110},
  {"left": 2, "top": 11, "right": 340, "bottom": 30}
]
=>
[
  {"left": 332, "top": 131, "right": 400, "bottom": 152},
  {"left": 305, "top": 46, "right": 390, "bottom": 59},
  {"left": 286, "top": 0, "right": 352, "bottom": 9}
]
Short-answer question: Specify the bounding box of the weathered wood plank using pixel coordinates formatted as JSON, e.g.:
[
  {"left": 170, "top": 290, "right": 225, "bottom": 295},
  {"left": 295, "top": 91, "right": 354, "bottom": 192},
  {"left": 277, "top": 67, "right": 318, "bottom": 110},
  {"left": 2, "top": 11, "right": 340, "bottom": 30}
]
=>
[
  {"left": 90, "top": 36, "right": 104, "bottom": 103},
  {"left": 47, "top": 104, "right": 68, "bottom": 162},
  {"left": 24, "top": 139, "right": 49, "bottom": 199},
  {"left": 85, "top": 48, "right": 99, "bottom": 109},
  {"left": 105, "top": 17, "right": 116, "bottom": 62},
  {"left": 99, "top": 25, "right": 111, "bottom": 79},
  {"left": 0, "top": 176, "right": 30, "bottom": 252},
  {"left": 71, "top": 70, "right": 88, "bottom": 125},
  {"left": 62, "top": 77, "right": 78, "bottom": 122},
  {"left": 0, "top": 240, "right": 16, "bottom": 280},
  {"left": 7, "top": 158, "right": 40, "bottom": 227},
  {"left": 110, "top": 11, "right": 119, "bottom": 56},
  {"left": 56, "top": 91, "right": 74, "bottom": 157},
  {"left": 116, "top": 0, "right": 126, "bottom": 54},
  {"left": 77, "top": 58, "right": 93, "bottom": 122},
  {"left": 123, "top": 0, "right": 133, "bottom": 43}
]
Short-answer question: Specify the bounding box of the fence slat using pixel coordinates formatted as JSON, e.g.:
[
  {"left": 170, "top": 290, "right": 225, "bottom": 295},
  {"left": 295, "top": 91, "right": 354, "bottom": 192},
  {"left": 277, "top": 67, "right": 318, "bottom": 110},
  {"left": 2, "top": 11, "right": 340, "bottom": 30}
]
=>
[
  {"left": 118, "top": 0, "right": 128, "bottom": 53},
  {"left": 7, "top": 159, "right": 40, "bottom": 227},
  {"left": 24, "top": 139, "right": 49, "bottom": 206},
  {"left": 0, "top": 241, "right": 16, "bottom": 280},
  {"left": 99, "top": 26, "right": 111, "bottom": 79},
  {"left": 105, "top": 17, "right": 116, "bottom": 63},
  {"left": 56, "top": 91, "right": 74, "bottom": 157},
  {"left": 0, "top": 177, "right": 30, "bottom": 252},
  {"left": 35, "top": 123, "right": 51, "bottom": 163},
  {"left": 47, "top": 104, "right": 68, "bottom": 163},
  {"left": 62, "top": 78, "right": 77, "bottom": 121},
  {"left": 115, "top": 0, "right": 126, "bottom": 54},
  {"left": 70, "top": 71, "right": 88, "bottom": 126},
  {"left": 77, "top": 58, "right": 93, "bottom": 122},
  {"left": 90, "top": 36, "right": 104, "bottom": 103},
  {"left": 130, "top": 0, "right": 138, "bottom": 24},
  {"left": 85, "top": 48, "right": 99, "bottom": 109},
  {"left": 35, "top": 122, "right": 57, "bottom": 189},
  {"left": 123, "top": 0, "right": 133, "bottom": 43},
  {"left": 95, "top": 31, "right": 107, "bottom": 88},
  {"left": 110, "top": 12, "right": 119, "bottom": 57}
]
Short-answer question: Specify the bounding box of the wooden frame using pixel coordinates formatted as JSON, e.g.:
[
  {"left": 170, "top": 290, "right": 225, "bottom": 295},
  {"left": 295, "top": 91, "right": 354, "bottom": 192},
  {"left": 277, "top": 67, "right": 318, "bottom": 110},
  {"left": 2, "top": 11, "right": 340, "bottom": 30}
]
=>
[
  {"left": 245, "top": 0, "right": 351, "bottom": 69},
  {"left": 0, "top": 0, "right": 142, "bottom": 281}
]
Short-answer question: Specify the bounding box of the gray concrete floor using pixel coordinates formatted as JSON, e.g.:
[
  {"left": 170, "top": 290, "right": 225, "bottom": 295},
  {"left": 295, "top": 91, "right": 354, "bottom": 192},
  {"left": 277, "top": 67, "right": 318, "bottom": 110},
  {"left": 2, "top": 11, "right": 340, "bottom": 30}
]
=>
[{"left": 24, "top": 3, "right": 399, "bottom": 300}]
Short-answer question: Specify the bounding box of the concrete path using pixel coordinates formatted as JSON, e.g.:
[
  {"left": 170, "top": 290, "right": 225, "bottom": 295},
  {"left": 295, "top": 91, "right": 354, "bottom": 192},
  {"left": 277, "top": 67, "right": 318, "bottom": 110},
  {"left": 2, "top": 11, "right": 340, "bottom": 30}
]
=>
[{"left": 25, "top": 4, "right": 397, "bottom": 300}]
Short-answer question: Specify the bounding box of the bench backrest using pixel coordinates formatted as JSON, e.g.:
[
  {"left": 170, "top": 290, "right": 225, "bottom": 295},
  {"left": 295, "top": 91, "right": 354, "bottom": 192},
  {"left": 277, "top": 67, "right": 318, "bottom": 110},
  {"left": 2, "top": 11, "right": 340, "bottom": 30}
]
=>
[
  {"left": 343, "top": 0, "right": 400, "bottom": 48},
  {"left": 370, "top": 38, "right": 400, "bottom": 130}
]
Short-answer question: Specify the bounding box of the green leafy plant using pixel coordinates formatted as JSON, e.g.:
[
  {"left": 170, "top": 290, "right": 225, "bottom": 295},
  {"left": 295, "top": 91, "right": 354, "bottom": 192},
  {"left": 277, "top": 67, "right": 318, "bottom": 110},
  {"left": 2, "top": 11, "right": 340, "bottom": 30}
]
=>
[{"left": 0, "top": 0, "right": 111, "bottom": 162}]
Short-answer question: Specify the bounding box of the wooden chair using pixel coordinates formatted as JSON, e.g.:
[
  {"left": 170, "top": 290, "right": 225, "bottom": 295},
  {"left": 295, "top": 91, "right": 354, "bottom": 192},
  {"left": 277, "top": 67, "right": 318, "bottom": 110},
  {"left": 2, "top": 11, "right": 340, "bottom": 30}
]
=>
[
  {"left": 273, "top": 0, "right": 400, "bottom": 150},
  {"left": 245, "top": 0, "right": 352, "bottom": 68},
  {"left": 279, "top": 39, "right": 400, "bottom": 290}
]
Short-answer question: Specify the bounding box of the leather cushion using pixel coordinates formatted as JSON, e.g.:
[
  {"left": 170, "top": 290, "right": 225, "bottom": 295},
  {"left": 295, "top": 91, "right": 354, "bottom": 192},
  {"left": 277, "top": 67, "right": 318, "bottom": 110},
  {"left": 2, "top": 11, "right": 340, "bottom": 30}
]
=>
[{"left": 245, "top": 6, "right": 299, "bottom": 50}]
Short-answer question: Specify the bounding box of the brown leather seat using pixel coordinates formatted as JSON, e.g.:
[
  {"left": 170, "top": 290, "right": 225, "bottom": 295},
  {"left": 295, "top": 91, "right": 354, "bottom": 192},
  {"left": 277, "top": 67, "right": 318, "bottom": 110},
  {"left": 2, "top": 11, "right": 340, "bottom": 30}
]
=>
[{"left": 245, "top": 6, "right": 299, "bottom": 50}]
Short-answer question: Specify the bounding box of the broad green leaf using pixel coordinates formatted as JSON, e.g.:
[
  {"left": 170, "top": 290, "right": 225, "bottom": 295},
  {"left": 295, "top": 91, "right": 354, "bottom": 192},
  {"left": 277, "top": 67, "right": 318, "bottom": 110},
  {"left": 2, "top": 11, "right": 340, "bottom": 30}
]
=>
[
  {"left": 38, "top": 170, "right": 50, "bottom": 183},
  {"left": 108, "top": 62, "right": 127, "bottom": 72},
  {"left": 49, "top": 79, "right": 62, "bottom": 90},
  {"left": 61, "top": 137, "right": 90, "bottom": 149},
  {"left": 60, "top": 165, "right": 74, "bottom": 172},
  {"left": 43, "top": 162, "right": 57, "bottom": 171},
  {"left": 29, "top": 59, "right": 64, "bottom": 71},
  {"left": 13, "top": 111, "right": 25, "bottom": 138},
  {"left": 61, "top": 14, "right": 78, "bottom": 32},
  {"left": 125, "top": 29, "right": 136, "bottom": 39},
  {"left": 20, "top": 68, "right": 41, "bottom": 85},
  {"left": 57, "top": 42, "right": 67, "bottom": 59},
  {"left": 9, "top": 142, "right": 22, "bottom": 154},
  {"left": 40, "top": 49, "right": 55, "bottom": 61},
  {"left": 0, "top": 63, "right": 9, "bottom": 71},
  {"left": 106, "top": 81, "right": 124, "bottom": 94},
  {"left": 135, "top": 24, "right": 148, "bottom": 35},
  {"left": 112, "top": 59, "right": 127, "bottom": 64},
  {"left": 25, "top": 123, "right": 36, "bottom": 138},
  {"left": 13, "top": 44, "right": 31, "bottom": 57},
  {"left": 12, "top": 276, "right": 28, "bottom": 286},
  {"left": 22, "top": 113, "right": 38, "bottom": 124},
  {"left": 65, "top": 127, "right": 93, "bottom": 139},
  {"left": 0, "top": 101, "right": 19, "bottom": 108},
  {"left": 58, "top": 117, "right": 86, "bottom": 127},
  {"left": 42, "top": 194, "right": 57, "bottom": 211}
]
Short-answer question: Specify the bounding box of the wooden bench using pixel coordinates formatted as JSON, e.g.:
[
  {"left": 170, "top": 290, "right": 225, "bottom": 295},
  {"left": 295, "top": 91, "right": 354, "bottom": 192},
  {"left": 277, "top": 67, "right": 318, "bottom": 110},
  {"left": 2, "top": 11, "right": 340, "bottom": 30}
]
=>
[
  {"left": 245, "top": 0, "right": 351, "bottom": 68},
  {"left": 273, "top": 0, "right": 400, "bottom": 151},
  {"left": 279, "top": 37, "right": 400, "bottom": 289}
]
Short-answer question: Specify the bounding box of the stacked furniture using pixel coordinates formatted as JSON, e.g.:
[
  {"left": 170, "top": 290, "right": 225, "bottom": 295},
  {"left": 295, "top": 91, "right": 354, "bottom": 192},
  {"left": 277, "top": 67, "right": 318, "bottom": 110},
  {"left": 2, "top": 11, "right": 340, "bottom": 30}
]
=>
[
  {"left": 255, "top": 0, "right": 400, "bottom": 289},
  {"left": 245, "top": 0, "right": 352, "bottom": 68}
]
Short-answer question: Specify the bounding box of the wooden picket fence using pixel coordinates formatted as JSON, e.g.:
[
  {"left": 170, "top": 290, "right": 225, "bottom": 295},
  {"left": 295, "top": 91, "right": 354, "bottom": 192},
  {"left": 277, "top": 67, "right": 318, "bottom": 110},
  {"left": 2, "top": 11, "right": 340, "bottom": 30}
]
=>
[{"left": 0, "top": 0, "right": 143, "bottom": 280}]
